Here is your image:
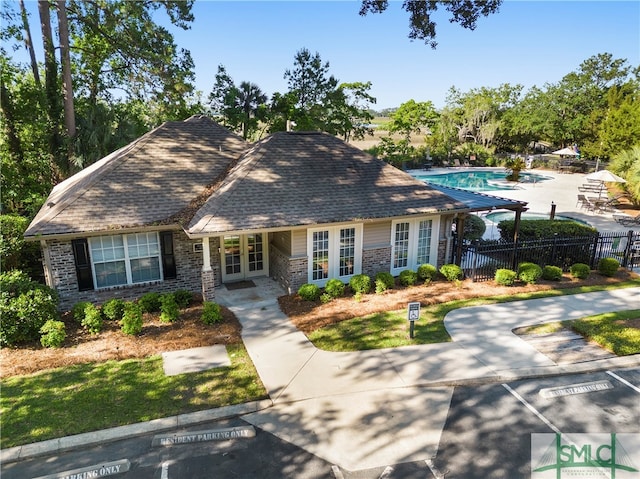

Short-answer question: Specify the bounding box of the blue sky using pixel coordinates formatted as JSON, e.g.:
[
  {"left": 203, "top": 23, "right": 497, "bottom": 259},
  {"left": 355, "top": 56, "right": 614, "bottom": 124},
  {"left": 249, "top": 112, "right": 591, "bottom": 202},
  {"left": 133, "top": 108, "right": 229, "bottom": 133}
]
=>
[{"left": 10, "top": 1, "right": 640, "bottom": 110}]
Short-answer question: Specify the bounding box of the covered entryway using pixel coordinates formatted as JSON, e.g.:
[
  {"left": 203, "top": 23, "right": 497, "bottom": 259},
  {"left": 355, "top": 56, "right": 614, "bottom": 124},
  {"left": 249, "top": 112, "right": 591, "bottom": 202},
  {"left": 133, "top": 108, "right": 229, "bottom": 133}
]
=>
[{"left": 221, "top": 233, "right": 268, "bottom": 282}]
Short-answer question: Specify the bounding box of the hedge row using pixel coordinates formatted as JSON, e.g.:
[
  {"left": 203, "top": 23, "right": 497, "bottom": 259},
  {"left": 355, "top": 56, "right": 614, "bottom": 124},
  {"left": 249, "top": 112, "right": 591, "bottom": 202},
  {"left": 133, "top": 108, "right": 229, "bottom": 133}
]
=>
[{"left": 495, "top": 258, "right": 620, "bottom": 286}]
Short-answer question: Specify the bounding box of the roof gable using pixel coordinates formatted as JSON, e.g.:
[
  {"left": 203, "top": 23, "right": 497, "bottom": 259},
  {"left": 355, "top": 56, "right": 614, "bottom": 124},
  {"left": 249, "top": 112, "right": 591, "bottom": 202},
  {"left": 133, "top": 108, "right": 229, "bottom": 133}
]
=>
[
  {"left": 25, "top": 116, "right": 248, "bottom": 237},
  {"left": 188, "top": 132, "right": 469, "bottom": 235}
]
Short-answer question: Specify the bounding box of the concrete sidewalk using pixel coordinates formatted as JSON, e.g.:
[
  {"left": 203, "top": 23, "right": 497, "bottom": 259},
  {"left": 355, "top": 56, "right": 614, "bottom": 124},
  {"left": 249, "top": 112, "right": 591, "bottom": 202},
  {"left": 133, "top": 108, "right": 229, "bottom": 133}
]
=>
[{"left": 3, "top": 284, "right": 640, "bottom": 471}]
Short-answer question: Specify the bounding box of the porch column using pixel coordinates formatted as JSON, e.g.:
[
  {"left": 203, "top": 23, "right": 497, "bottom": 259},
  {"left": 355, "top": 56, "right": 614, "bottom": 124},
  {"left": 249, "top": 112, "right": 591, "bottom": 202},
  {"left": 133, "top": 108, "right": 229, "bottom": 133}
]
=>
[
  {"left": 201, "top": 237, "right": 215, "bottom": 301},
  {"left": 455, "top": 215, "right": 466, "bottom": 265}
]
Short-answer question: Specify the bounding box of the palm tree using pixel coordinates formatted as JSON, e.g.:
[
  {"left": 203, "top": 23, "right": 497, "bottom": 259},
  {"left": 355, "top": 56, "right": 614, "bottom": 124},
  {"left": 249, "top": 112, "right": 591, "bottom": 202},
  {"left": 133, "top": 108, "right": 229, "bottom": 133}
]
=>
[{"left": 236, "top": 81, "right": 267, "bottom": 140}]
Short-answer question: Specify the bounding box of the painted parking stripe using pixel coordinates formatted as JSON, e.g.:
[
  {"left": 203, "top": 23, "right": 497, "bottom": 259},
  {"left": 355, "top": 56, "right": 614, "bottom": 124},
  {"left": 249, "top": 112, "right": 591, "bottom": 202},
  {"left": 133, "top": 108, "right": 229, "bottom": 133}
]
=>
[
  {"left": 331, "top": 465, "right": 345, "bottom": 479},
  {"left": 502, "top": 384, "right": 561, "bottom": 434},
  {"left": 161, "top": 461, "right": 170, "bottom": 479},
  {"left": 607, "top": 371, "right": 640, "bottom": 393}
]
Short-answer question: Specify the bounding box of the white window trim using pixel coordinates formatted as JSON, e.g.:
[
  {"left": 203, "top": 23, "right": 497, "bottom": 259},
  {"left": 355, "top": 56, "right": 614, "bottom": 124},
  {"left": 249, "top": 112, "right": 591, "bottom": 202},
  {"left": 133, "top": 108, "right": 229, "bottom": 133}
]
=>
[
  {"left": 390, "top": 217, "right": 440, "bottom": 276},
  {"left": 89, "top": 232, "right": 164, "bottom": 289},
  {"left": 307, "top": 224, "right": 363, "bottom": 286}
]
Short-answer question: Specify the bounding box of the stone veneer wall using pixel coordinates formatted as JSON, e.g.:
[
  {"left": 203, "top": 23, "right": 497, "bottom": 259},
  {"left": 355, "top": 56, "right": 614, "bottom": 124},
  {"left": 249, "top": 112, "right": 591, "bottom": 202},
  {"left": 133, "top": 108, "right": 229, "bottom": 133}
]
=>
[
  {"left": 362, "top": 246, "right": 391, "bottom": 278},
  {"left": 46, "top": 230, "right": 222, "bottom": 311}
]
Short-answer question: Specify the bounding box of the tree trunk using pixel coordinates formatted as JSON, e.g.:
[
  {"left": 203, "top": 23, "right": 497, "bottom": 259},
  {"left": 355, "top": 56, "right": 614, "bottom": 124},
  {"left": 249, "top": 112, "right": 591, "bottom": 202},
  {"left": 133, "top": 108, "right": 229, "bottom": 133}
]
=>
[
  {"left": 19, "top": 0, "right": 41, "bottom": 86},
  {"left": 56, "top": 0, "right": 76, "bottom": 141},
  {"left": 38, "top": 0, "right": 66, "bottom": 178}
]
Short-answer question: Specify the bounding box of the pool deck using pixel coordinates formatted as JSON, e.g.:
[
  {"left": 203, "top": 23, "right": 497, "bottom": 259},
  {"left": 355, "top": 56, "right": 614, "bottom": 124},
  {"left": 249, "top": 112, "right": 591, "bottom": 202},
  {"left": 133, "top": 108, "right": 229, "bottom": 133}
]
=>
[{"left": 409, "top": 167, "right": 637, "bottom": 238}]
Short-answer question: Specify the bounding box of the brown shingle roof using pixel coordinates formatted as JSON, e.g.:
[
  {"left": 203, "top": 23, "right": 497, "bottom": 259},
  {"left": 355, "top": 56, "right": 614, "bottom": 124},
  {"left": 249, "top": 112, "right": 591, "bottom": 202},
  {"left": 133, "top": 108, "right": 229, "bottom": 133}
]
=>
[
  {"left": 25, "top": 117, "right": 247, "bottom": 238},
  {"left": 188, "top": 132, "right": 469, "bottom": 235}
]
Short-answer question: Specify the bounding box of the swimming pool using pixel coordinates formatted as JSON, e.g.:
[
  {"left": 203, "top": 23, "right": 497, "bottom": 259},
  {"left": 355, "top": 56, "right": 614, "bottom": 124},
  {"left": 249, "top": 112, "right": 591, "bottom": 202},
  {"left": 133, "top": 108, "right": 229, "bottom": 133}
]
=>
[
  {"left": 413, "top": 169, "right": 553, "bottom": 192},
  {"left": 485, "top": 211, "right": 588, "bottom": 225}
]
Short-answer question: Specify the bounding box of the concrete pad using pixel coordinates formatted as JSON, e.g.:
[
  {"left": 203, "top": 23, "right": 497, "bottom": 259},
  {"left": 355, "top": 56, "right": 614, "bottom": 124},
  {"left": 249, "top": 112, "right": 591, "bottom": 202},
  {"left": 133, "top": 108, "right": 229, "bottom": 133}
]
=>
[
  {"left": 243, "top": 387, "right": 453, "bottom": 472},
  {"left": 161, "top": 345, "right": 230, "bottom": 376}
]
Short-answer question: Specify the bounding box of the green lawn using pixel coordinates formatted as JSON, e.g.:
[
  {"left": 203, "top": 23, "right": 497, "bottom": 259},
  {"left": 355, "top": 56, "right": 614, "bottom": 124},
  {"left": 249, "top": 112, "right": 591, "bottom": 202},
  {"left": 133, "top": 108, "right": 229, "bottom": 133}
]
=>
[
  {"left": 308, "top": 281, "right": 640, "bottom": 352},
  {"left": 571, "top": 310, "right": 640, "bottom": 356},
  {"left": 0, "top": 344, "right": 267, "bottom": 449}
]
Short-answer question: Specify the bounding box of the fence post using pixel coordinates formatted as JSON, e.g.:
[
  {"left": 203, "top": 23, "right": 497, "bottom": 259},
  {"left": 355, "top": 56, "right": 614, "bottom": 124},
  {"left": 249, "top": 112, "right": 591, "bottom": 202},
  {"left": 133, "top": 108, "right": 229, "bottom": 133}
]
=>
[
  {"left": 471, "top": 240, "right": 479, "bottom": 281},
  {"left": 590, "top": 232, "right": 601, "bottom": 269},
  {"left": 622, "top": 230, "right": 634, "bottom": 269}
]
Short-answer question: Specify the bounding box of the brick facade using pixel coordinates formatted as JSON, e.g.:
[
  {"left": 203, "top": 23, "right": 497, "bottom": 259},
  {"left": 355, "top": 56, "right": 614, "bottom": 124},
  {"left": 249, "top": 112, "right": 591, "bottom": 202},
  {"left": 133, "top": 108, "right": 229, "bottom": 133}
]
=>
[
  {"left": 362, "top": 246, "right": 391, "bottom": 278},
  {"left": 45, "top": 230, "right": 222, "bottom": 311}
]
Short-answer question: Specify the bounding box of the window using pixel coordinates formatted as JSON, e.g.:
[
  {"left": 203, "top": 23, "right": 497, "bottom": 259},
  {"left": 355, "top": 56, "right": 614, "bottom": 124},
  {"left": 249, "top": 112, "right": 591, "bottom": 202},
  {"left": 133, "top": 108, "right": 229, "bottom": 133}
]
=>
[
  {"left": 308, "top": 225, "right": 362, "bottom": 285},
  {"left": 391, "top": 218, "right": 438, "bottom": 275},
  {"left": 89, "top": 233, "right": 162, "bottom": 288}
]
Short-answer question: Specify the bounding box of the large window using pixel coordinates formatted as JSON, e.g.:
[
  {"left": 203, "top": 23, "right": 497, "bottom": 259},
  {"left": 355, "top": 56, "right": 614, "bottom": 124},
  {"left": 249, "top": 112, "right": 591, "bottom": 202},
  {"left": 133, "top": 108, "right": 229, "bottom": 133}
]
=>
[
  {"left": 391, "top": 218, "right": 438, "bottom": 275},
  {"left": 89, "top": 233, "right": 162, "bottom": 288},
  {"left": 308, "top": 225, "right": 362, "bottom": 285}
]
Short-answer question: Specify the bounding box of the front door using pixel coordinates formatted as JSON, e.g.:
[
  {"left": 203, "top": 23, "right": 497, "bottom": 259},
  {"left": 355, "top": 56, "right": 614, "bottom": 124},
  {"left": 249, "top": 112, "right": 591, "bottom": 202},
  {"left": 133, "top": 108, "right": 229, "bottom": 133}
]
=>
[{"left": 221, "top": 233, "right": 268, "bottom": 282}]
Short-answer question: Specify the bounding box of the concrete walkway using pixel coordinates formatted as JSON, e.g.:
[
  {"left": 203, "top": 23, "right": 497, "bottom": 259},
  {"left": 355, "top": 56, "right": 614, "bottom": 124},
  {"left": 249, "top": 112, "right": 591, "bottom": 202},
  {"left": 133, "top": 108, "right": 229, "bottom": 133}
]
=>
[{"left": 4, "top": 282, "right": 639, "bottom": 471}]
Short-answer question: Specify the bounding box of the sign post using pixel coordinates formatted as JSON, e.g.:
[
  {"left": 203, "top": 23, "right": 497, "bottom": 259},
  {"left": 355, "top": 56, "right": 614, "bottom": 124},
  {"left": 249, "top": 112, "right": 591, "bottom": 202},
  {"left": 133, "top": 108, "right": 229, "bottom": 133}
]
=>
[{"left": 407, "top": 302, "right": 420, "bottom": 339}]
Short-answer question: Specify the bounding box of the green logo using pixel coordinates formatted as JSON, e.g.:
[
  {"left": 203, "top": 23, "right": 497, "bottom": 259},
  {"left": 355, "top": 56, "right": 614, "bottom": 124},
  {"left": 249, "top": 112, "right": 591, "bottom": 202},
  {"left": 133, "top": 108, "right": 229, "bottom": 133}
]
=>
[{"left": 532, "top": 433, "right": 639, "bottom": 478}]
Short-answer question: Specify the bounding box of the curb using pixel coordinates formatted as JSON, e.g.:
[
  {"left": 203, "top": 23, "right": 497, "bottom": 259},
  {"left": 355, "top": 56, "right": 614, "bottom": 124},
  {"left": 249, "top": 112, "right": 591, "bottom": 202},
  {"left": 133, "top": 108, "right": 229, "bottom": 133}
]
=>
[{"left": 0, "top": 399, "right": 273, "bottom": 465}]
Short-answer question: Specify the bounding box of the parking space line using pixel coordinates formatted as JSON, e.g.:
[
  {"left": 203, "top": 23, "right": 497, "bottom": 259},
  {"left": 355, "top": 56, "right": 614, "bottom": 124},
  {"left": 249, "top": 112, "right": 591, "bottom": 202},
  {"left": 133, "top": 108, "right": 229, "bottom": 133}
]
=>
[
  {"left": 502, "top": 384, "right": 561, "bottom": 434},
  {"left": 607, "top": 371, "right": 640, "bottom": 393},
  {"left": 161, "top": 461, "right": 170, "bottom": 479}
]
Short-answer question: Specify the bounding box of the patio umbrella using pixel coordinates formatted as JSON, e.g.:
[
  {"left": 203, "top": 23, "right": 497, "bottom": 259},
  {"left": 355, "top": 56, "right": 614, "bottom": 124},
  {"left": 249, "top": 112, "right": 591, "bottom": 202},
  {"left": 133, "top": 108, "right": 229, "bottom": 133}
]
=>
[
  {"left": 552, "top": 147, "right": 580, "bottom": 156},
  {"left": 584, "top": 169, "right": 627, "bottom": 183}
]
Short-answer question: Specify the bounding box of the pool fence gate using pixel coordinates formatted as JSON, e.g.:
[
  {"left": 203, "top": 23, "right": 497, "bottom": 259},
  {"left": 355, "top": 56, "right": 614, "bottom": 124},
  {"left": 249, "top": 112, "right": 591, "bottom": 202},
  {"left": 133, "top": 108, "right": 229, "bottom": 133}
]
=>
[{"left": 455, "top": 230, "right": 640, "bottom": 282}]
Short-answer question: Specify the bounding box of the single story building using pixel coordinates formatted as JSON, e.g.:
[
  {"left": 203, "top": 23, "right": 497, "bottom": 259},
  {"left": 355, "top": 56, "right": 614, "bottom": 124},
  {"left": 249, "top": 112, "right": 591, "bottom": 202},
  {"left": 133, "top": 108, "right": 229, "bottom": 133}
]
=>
[{"left": 25, "top": 116, "right": 527, "bottom": 310}]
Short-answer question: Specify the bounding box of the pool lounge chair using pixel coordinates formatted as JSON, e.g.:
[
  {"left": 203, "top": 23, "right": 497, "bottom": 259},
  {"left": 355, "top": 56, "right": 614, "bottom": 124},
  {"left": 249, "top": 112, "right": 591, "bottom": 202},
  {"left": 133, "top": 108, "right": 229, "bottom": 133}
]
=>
[{"left": 613, "top": 213, "right": 640, "bottom": 226}]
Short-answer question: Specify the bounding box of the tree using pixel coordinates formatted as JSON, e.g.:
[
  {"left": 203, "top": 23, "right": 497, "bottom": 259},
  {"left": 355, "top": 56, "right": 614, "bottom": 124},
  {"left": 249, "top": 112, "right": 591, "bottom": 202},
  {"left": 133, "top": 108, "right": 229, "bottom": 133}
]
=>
[
  {"left": 359, "top": 0, "right": 502, "bottom": 47},
  {"left": 386, "top": 99, "right": 438, "bottom": 142}
]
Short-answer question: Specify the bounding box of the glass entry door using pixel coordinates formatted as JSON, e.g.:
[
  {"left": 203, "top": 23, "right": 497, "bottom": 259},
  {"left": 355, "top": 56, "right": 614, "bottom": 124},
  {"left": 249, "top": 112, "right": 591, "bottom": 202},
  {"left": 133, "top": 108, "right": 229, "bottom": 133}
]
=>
[{"left": 221, "top": 233, "right": 267, "bottom": 282}]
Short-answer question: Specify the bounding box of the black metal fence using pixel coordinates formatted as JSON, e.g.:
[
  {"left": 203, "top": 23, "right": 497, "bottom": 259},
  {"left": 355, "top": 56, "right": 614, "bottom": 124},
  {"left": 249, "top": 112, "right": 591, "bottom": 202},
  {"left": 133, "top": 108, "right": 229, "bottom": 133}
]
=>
[{"left": 456, "top": 230, "right": 640, "bottom": 282}]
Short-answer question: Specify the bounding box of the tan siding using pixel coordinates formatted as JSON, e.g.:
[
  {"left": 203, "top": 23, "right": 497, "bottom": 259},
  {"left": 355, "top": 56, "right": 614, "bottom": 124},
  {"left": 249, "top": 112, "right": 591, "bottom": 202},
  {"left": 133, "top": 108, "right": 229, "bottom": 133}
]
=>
[
  {"left": 291, "top": 229, "right": 307, "bottom": 256},
  {"left": 271, "top": 230, "right": 292, "bottom": 255},
  {"left": 364, "top": 221, "right": 391, "bottom": 248}
]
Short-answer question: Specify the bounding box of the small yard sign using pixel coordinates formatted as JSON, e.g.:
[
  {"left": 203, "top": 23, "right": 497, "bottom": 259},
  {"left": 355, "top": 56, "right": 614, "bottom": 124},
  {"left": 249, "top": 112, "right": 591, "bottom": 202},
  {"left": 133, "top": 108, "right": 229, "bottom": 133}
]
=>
[{"left": 407, "top": 302, "right": 420, "bottom": 339}]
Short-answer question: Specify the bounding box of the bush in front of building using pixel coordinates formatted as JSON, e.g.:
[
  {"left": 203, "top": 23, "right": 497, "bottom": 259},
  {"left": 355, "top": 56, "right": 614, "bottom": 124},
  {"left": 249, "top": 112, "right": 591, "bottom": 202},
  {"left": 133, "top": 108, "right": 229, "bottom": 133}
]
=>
[
  {"left": 399, "top": 269, "right": 418, "bottom": 286},
  {"left": 417, "top": 263, "right": 437, "bottom": 283},
  {"left": 201, "top": 301, "right": 223, "bottom": 325},
  {"left": 160, "top": 293, "right": 180, "bottom": 323},
  {"left": 541, "top": 265, "right": 563, "bottom": 281},
  {"left": 138, "top": 292, "right": 162, "bottom": 313},
  {"left": 517, "top": 262, "right": 543, "bottom": 284},
  {"left": 121, "top": 301, "right": 143, "bottom": 335},
  {"left": 40, "top": 320, "right": 67, "bottom": 348},
  {"left": 349, "top": 274, "right": 371, "bottom": 295},
  {"left": 0, "top": 270, "right": 59, "bottom": 347},
  {"left": 101, "top": 298, "right": 126, "bottom": 321},
  {"left": 439, "top": 264, "right": 463, "bottom": 282},
  {"left": 298, "top": 283, "right": 321, "bottom": 301},
  {"left": 495, "top": 268, "right": 517, "bottom": 286},
  {"left": 570, "top": 263, "right": 591, "bottom": 279},
  {"left": 324, "top": 278, "right": 345, "bottom": 299},
  {"left": 173, "top": 289, "right": 193, "bottom": 309},
  {"left": 375, "top": 272, "right": 395, "bottom": 293},
  {"left": 598, "top": 257, "right": 620, "bottom": 277},
  {"left": 82, "top": 303, "right": 103, "bottom": 334}
]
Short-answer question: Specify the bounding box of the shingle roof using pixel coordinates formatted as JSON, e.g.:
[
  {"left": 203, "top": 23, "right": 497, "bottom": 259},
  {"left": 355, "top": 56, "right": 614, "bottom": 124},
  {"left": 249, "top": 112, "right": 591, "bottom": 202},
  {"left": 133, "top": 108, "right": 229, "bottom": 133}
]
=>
[
  {"left": 25, "top": 116, "right": 247, "bottom": 238},
  {"left": 187, "top": 132, "right": 470, "bottom": 235}
]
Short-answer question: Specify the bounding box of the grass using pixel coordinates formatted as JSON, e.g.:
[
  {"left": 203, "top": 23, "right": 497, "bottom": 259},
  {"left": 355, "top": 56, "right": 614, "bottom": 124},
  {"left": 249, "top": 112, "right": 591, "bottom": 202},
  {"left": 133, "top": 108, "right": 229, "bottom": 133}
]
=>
[
  {"left": 0, "top": 343, "right": 267, "bottom": 449},
  {"left": 307, "top": 280, "right": 640, "bottom": 352},
  {"left": 570, "top": 310, "right": 640, "bottom": 356}
]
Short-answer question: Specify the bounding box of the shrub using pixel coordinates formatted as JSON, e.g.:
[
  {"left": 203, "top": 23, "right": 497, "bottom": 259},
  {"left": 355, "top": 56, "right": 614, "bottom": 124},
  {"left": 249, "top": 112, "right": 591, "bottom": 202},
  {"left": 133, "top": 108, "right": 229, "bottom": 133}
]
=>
[
  {"left": 201, "top": 301, "right": 223, "bottom": 325},
  {"left": 349, "top": 274, "right": 371, "bottom": 295},
  {"left": 375, "top": 272, "right": 395, "bottom": 293},
  {"left": 320, "top": 293, "right": 332, "bottom": 304},
  {"left": 298, "top": 283, "right": 321, "bottom": 301},
  {"left": 570, "top": 263, "right": 591, "bottom": 279},
  {"left": 439, "top": 264, "right": 463, "bottom": 282},
  {"left": 82, "top": 303, "right": 103, "bottom": 334},
  {"left": 324, "top": 278, "right": 345, "bottom": 299},
  {"left": 541, "top": 265, "right": 563, "bottom": 281},
  {"left": 0, "top": 272, "right": 59, "bottom": 346},
  {"left": 498, "top": 219, "right": 597, "bottom": 241},
  {"left": 138, "top": 292, "right": 161, "bottom": 313},
  {"left": 417, "top": 264, "right": 437, "bottom": 282},
  {"left": 173, "top": 289, "right": 193, "bottom": 309},
  {"left": 160, "top": 293, "right": 180, "bottom": 323},
  {"left": 101, "top": 298, "right": 125, "bottom": 321},
  {"left": 121, "top": 301, "right": 143, "bottom": 335},
  {"left": 517, "top": 262, "right": 543, "bottom": 284},
  {"left": 40, "top": 320, "right": 66, "bottom": 348},
  {"left": 495, "top": 268, "right": 517, "bottom": 286},
  {"left": 0, "top": 214, "right": 41, "bottom": 275},
  {"left": 598, "top": 257, "right": 620, "bottom": 277},
  {"left": 399, "top": 269, "right": 418, "bottom": 286},
  {"left": 463, "top": 214, "right": 487, "bottom": 241},
  {"left": 72, "top": 301, "right": 92, "bottom": 323}
]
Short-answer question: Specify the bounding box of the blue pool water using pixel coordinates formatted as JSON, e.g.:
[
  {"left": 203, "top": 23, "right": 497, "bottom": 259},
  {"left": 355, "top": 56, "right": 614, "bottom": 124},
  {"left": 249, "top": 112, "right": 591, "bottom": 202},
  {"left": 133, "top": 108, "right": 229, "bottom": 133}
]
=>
[{"left": 413, "top": 170, "right": 553, "bottom": 192}]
